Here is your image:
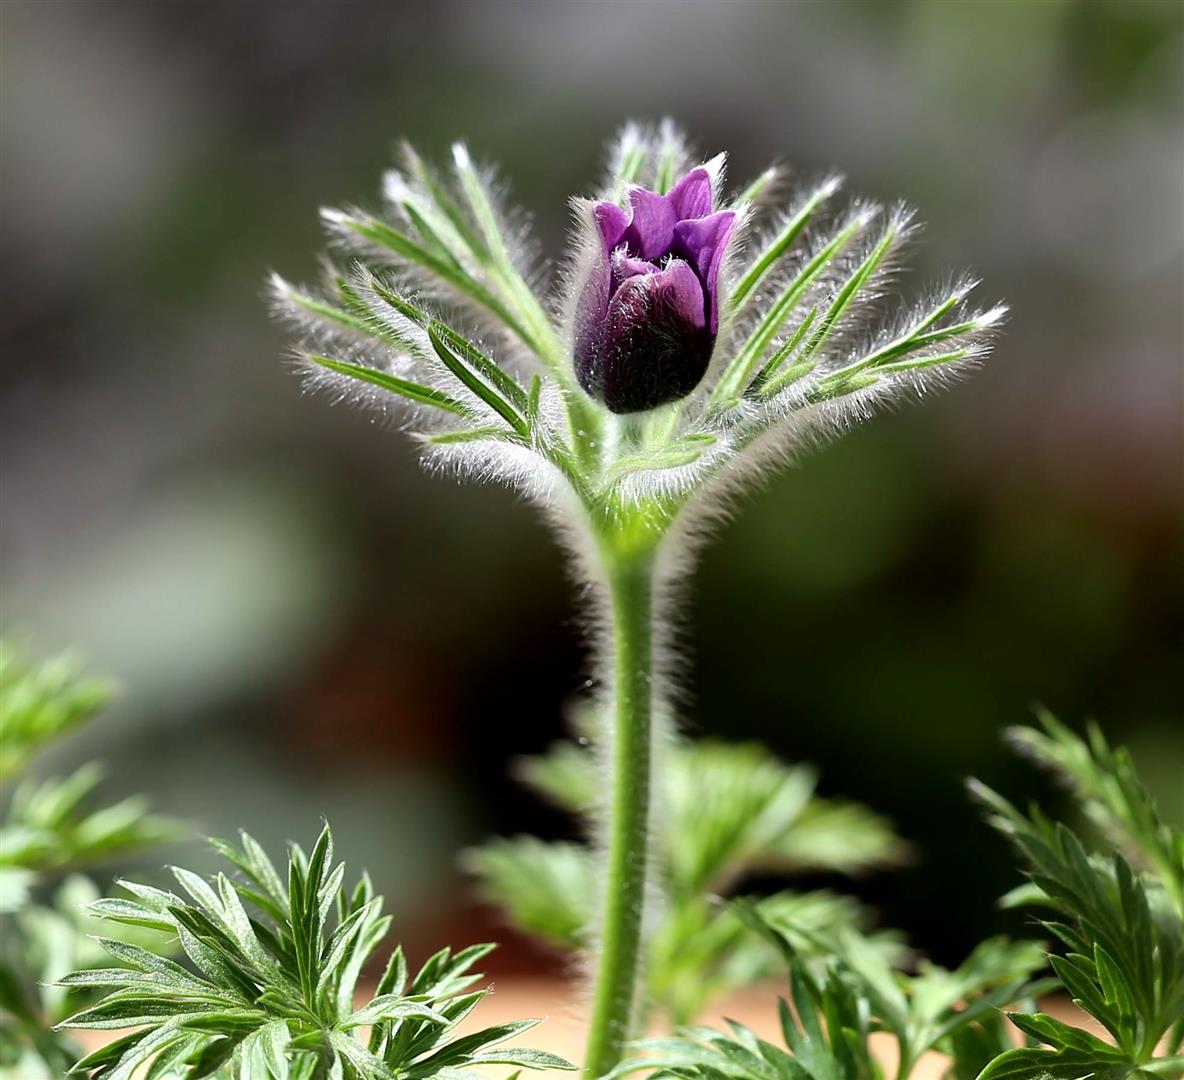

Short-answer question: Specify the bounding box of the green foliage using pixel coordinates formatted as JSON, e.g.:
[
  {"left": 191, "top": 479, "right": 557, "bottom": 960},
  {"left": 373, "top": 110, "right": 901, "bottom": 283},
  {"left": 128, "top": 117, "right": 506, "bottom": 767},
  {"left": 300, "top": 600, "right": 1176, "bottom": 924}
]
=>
[
  {"left": 60, "top": 825, "right": 575, "bottom": 1080},
  {"left": 662, "top": 742, "right": 904, "bottom": 897},
  {"left": 0, "top": 640, "right": 113, "bottom": 780},
  {"left": 461, "top": 838, "right": 593, "bottom": 949},
  {"left": 1007, "top": 711, "right": 1184, "bottom": 917},
  {"left": 2, "top": 876, "right": 102, "bottom": 1076},
  {"left": 467, "top": 732, "right": 906, "bottom": 1024},
  {"left": 646, "top": 892, "right": 906, "bottom": 1034},
  {"left": 0, "top": 642, "right": 182, "bottom": 1076},
  {"left": 0, "top": 644, "right": 179, "bottom": 900},
  {"left": 825, "top": 930, "right": 1048, "bottom": 1080},
  {"left": 604, "top": 714, "right": 1184, "bottom": 1080},
  {"left": 972, "top": 716, "right": 1184, "bottom": 1080},
  {"left": 2, "top": 762, "right": 181, "bottom": 887},
  {"left": 1, "top": 876, "right": 173, "bottom": 1076},
  {"left": 513, "top": 740, "right": 598, "bottom": 818},
  {"left": 612, "top": 909, "right": 1046, "bottom": 1080}
]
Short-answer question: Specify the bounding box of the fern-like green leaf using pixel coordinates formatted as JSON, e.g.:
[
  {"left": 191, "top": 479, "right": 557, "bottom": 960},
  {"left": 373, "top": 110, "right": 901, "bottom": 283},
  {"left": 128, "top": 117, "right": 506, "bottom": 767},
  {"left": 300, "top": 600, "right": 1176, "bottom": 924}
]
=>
[
  {"left": 971, "top": 715, "right": 1184, "bottom": 1080},
  {"left": 59, "top": 826, "right": 575, "bottom": 1080}
]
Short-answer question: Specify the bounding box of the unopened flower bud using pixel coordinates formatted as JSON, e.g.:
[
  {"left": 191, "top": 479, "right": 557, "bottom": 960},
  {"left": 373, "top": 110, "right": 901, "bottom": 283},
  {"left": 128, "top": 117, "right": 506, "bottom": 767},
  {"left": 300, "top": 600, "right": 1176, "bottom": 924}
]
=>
[{"left": 575, "top": 168, "right": 734, "bottom": 414}]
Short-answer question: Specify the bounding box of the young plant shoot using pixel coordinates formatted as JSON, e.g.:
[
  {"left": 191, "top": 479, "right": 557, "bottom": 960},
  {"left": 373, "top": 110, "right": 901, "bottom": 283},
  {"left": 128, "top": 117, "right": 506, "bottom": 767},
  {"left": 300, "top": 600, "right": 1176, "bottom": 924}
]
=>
[{"left": 270, "top": 120, "right": 1005, "bottom": 1076}]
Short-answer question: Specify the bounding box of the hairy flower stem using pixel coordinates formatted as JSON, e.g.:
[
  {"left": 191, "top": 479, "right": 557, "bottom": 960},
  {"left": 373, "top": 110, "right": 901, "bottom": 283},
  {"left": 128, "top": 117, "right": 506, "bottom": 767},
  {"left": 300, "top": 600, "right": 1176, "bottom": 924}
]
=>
[{"left": 584, "top": 538, "right": 658, "bottom": 1078}]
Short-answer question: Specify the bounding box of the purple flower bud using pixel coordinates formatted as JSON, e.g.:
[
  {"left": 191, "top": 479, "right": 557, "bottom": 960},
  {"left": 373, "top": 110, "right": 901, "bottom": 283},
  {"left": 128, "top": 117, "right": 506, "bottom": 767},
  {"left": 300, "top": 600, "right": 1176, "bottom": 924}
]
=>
[{"left": 575, "top": 168, "right": 735, "bottom": 414}]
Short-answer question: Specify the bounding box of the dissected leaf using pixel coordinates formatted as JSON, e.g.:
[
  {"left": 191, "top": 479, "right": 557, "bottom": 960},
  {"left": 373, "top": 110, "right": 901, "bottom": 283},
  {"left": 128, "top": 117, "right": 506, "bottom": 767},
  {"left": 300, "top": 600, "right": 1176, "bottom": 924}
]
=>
[
  {"left": 472, "top": 732, "right": 907, "bottom": 1025},
  {"left": 59, "top": 827, "right": 574, "bottom": 1079},
  {"left": 971, "top": 715, "right": 1184, "bottom": 1080}
]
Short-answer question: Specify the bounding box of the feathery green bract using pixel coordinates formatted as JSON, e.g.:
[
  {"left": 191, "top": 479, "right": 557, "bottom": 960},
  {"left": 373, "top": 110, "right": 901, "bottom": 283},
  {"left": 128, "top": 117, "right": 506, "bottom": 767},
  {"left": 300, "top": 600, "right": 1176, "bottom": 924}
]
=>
[
  {"left": 727, "top": 175, "right": 842, "bottom": 313},
  {"left": 972, "top": 716, "right": 1184, "bottom": 1080},
  {"left": 304, "top": 356, "right": 473, "bottom": 418},
  {"left": 467, "top": 733, "right": 906, "bottom": 1025},
  {"left": 611, "top": 907, "right": 1046, "bottom": 1080},
  {"left": 59, "top": 825, "right": 575, "bottom": 1080},
  {"left": 272, "top": 123, "right": 1005, "bottom": 515}
]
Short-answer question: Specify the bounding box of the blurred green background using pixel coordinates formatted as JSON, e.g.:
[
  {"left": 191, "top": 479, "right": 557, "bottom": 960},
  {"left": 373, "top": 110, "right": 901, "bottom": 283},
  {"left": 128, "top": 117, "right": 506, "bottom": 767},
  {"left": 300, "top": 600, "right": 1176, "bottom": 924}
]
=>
[{"left": 2, "top": 0, "right": 1181, "bottom": 971}]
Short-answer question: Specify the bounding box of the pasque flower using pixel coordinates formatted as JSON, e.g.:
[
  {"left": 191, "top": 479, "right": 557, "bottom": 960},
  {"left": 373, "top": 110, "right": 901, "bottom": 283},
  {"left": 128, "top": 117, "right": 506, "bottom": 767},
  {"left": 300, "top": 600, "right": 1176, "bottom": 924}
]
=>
[
  {"left": 574, "top": 168, "right": 734, "bottom": 413},
  {"left": 271, "top": 121, "right": 1006, "bottom": 1079}
]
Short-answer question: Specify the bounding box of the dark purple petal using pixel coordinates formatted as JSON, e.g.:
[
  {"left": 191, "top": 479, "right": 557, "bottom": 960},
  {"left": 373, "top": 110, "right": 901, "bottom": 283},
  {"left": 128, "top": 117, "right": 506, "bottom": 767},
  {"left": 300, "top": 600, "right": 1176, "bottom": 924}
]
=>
[
  {"left": 673, "top": 210, "right": 736, "bottom": 332},
  {"left": 611, "top": 249, "right": 660, "bottom": 294},
  {"left": 574, "top": 262, "right": 611, "bottom": 384},
  {"left": 574, "top": 213, "right": 617, "bottom": 374},
  {"left": 647, "top": 258, "right": 707, "bottom": 329},
  {"left": 594, "top": 202, "right": 630, "bottom": 250},
  {"left": 575, "top": 258, "right": 712, "bottom": 414},
  {"left": 668, "top": 167, "right": 713, "bottom": 220},
  {"left": 622, "top": 186, "right": 677, "bottom": 260}
]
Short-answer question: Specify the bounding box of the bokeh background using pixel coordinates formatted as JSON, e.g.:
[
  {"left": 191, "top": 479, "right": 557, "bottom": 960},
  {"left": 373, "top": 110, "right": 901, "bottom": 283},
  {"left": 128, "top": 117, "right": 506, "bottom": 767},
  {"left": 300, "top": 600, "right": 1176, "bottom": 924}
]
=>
[{"left": 3, "top": 0, "right": 1182, "bottom": 972}]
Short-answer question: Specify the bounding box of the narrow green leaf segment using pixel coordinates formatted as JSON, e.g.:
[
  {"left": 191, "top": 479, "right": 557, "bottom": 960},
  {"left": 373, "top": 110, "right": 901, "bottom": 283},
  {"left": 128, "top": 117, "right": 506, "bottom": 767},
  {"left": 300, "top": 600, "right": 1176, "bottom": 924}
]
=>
[
  {"left": 728, "top": 176, "right": 841, "bottom": 311},
  {"left": 711, "top": 212, "right": 868, "bottom": 407},
  {"left": 307, "top": 355, "right": 471, "bottom": 416},
  {"left": 584, "top": 530, "right": 658, "bottom": 1078}
]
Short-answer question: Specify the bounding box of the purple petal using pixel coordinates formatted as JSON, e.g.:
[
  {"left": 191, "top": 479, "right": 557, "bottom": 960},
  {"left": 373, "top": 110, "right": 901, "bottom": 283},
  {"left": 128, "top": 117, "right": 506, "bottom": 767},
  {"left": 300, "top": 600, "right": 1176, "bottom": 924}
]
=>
[
  {"left": 610, "top": 248, "right": 660, "bottom": 294},
  {"left": 673, "top": 211, "right": 736, "bottom": 332},
  {"left": 594, "top": 202, "right": 630, "bottom": 251},
  {"left": 574, "top": 263, "right": 611, "bottom": 378},
  {"left": 643, "top": 257, "right": 706, "bottom": 329},
  {"left": 672, "top": 211, "right": 734, "bottom": 274},
  {"left": 573, "top": 206, "right": 619, "bottom": 372},
  {"left": 668, "top": 167, "right": 713, "bottom": 220},
  {"left": 588, "top": 261, "right": 711, "bottom": 412},
  {"left": 622, "top": 186, "right": 677, "bottom": 260}
]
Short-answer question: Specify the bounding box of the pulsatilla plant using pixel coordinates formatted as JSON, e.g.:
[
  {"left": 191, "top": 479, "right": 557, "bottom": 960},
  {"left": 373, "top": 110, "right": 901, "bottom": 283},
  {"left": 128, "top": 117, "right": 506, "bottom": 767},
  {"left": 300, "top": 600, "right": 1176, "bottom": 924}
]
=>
[{"left": 271, "top": 121, "right": 1004, "bottom": 1076}]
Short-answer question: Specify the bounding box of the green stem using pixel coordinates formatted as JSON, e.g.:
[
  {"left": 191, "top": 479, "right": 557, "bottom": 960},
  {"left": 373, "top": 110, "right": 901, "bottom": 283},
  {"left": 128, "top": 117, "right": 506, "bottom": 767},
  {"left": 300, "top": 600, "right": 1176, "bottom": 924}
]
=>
[{"left": 584, "top": 541, "right": 657, "bottom": 1078}]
